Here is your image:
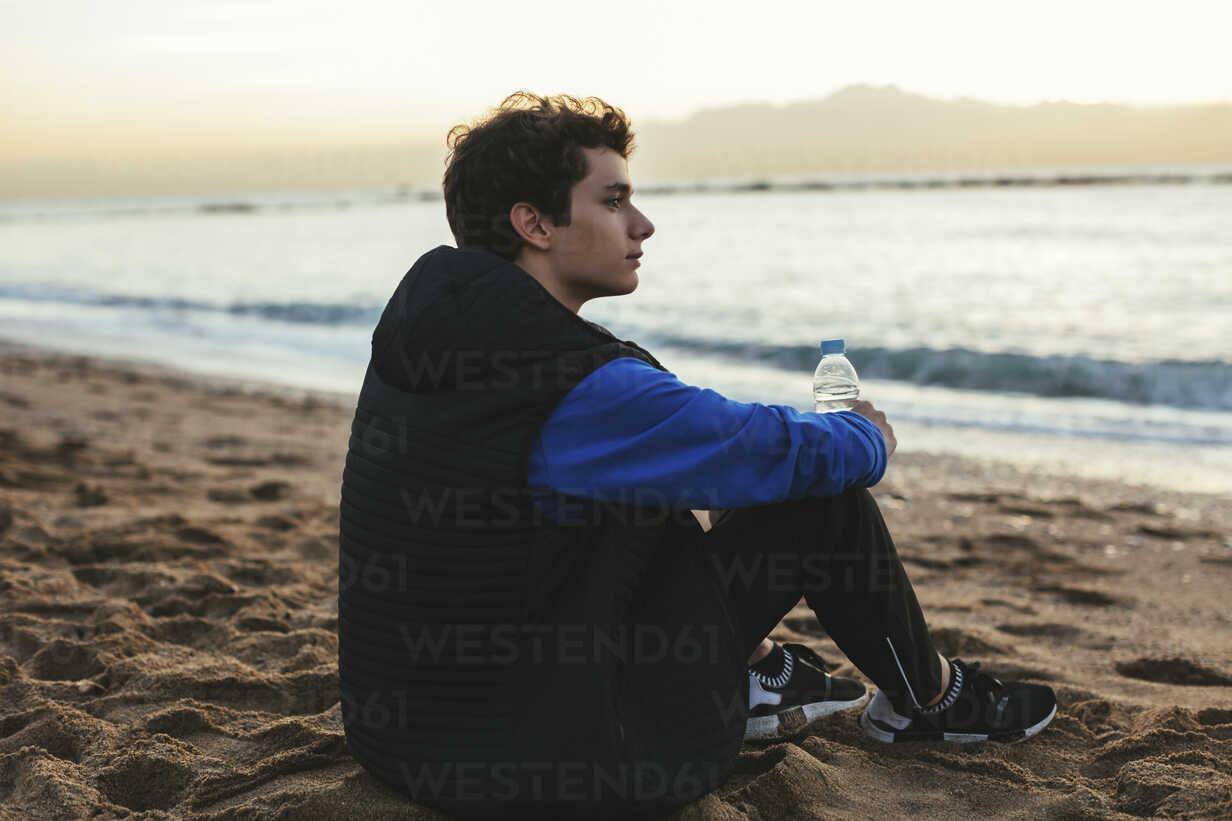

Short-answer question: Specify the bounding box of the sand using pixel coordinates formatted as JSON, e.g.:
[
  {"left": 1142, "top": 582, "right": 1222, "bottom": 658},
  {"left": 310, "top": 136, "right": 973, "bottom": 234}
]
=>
[{"left": 2, "top": 341, "right": 1230, "bottom": 820}]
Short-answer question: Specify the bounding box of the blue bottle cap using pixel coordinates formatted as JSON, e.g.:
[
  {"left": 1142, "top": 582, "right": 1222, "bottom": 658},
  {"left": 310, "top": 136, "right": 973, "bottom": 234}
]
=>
[{"left": 820, "top": 339, "right": 845, "bottom": 354}]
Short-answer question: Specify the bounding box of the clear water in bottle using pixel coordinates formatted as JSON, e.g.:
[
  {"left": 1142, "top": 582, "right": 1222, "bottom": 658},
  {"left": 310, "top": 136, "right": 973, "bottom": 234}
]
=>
[{"left": 813, "top": 339, "right": 860, "bottom": 412}]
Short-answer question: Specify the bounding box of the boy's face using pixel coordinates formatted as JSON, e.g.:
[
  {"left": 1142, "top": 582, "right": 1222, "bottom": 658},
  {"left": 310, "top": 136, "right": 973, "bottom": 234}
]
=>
[{"left": 515, "top": 146, "right": 654, "bottom": 312}]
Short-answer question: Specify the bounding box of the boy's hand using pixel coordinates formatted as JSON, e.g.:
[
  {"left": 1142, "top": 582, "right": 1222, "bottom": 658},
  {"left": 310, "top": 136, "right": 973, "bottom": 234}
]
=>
[{"left": 848, "top": 400, "right": 897, "bottom": 459}]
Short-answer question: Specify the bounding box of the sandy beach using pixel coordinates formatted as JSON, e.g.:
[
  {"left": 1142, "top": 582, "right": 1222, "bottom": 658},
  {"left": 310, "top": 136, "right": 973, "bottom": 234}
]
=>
[{"left": 2, "top": 341, "right": 1230, "bottom": 820}]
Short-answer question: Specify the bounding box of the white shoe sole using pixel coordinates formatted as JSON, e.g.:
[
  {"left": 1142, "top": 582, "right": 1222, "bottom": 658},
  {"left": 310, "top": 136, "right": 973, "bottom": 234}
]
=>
[
  {"left": 859, "top": 702, "right": 1058, "bottom": 743},
  {"left": 744, "top": 692, "right": 870, "bottom": 741}
]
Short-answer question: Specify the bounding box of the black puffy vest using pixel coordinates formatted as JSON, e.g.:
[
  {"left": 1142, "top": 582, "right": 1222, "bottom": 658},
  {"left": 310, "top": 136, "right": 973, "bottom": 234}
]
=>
[{"left": 338, "top": 246, "right": 747, "bottom": 817}]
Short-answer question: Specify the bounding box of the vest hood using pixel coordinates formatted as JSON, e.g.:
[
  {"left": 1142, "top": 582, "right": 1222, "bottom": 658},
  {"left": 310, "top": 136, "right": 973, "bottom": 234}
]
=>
[{"left": 370, "top": 244, "right": 625, "bottom": 393}]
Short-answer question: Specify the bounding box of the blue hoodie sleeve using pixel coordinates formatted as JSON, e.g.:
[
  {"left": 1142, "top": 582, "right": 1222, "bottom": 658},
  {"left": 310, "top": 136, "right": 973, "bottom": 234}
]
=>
[{"left": 527, "top": 356, "right": 886, "bottom": 512}]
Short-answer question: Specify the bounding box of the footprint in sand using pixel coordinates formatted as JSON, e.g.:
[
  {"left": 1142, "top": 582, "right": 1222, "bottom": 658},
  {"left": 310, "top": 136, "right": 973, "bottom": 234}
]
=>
[
  {"left": 1114, "top": 657, "right": 1232, "bottom": 687},
  {"left": 254, "top": 514, "right": 297, "bottom": 532},
  {"left": 982, "top": 533, "right": 1044, "bottom": 551},
  {"left": 1110, "top": 501, "right": 1166, "bottom": 515},
  {"left": 1199, "top": 555, "right": 1232, "bottom": 567},
  {"left": 95, "top": 742, "right": 197, "bottom": 813},
  {"left": 980, "top": 598, "right": 1038, "bottom": 614},
  {"left": 1196, "top": 707, "right": 1232, "bottom": 725},
  {"left": 997, "top": 502, "right": 1056, "bottom": 519},
  {"left": 1136, "top": 524, "right": 1221, "bottom": 540},
  {"left": 1032, "top": 584, "right": 1122, "bottom": 608},
  {"left": 249, "top": 481, "right": 292, "bottom": 501},
  {"left": 150, "top": 615, "right": 222, "bottom": 648},
  {"left": 173, "top": 526, "right": 225, "bottom": 546},
  {"left": 73, "top": 483, "right": 108, "bottom": 507},
  {"left": 946, "top": 492, "right": 1000, "bottom": 504},
  {"left": 0, "top": 703, "right": 91, "bottom": 762},
  {"left": 71, "top": 565, "right": 174, "bottom": 599},
  {"left": 996, "top": 622, "right": 1086, "bottom": 640},
  {"left": 206, "top": 488, "right": 249, "bottom": 503},
  {"left": 22, "top": 639, "right": 106, "bottom": 681},
  {"left": 225, "top": 629, "right": 338, "bottom": 671},
  {"left": 927, "top": 626, "right": 1011, "bottom": 657},
  {"left": 201, "top": 435, "right": 248, "bottom": 449},
  {"left": 206, "top": 454, "right": 306, "bottom": 468}
]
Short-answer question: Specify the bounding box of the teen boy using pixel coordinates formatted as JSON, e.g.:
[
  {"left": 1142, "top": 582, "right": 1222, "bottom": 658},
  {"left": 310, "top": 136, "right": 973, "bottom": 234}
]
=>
[{"left": 338, "top": 91, "right": 1056, "bottom": 819}]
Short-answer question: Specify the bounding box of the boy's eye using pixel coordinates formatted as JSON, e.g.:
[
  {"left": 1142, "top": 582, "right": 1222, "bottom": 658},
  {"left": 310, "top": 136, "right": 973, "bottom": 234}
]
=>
[{"left": 607, "top": 198, "right": 623, "bottom": 208}]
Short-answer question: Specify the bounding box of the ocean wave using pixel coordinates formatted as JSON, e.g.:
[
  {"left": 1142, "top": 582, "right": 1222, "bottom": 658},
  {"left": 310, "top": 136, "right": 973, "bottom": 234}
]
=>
[
  {"left": 631, "top": 331, "right": 1232, "bottom": 412},
  {"left": 0, "top": 284, "right": 383, "bottom": 326},
  {"left": 2, "top": 283, "right": 1228, "bottom": 411}
]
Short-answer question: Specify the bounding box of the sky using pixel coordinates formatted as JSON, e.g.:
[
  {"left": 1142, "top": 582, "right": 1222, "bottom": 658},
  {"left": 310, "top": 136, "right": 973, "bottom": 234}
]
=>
[{"left": 3, "top": 0, "right": 1231, "bottom": 193}]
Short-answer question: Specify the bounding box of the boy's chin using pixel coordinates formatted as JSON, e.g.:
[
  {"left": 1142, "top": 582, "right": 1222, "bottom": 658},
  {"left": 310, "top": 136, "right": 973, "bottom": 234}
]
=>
[{"left": 586, "top": 273, "right": 638, "bottom": 301}]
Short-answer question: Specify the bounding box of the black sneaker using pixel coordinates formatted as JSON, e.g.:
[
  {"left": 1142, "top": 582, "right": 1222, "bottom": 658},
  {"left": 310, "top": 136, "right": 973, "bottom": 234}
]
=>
[
  {"left": 745, "top": 642, "right": 868, "bottom": 741},
  {"left": 859, "top": 658, "right": 1057, "bottom": 743}
]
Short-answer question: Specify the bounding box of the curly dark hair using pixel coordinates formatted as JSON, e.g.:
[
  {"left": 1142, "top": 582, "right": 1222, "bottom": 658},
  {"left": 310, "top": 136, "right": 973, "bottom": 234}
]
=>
[{"left": 442, "top": 91, "right": 636, "bottom": 261}]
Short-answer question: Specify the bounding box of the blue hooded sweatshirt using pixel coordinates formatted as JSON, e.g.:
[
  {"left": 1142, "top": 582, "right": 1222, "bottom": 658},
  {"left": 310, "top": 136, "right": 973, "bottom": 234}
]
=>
[{"left": 526, "top": 355, "right": 887, "bottom": 517}]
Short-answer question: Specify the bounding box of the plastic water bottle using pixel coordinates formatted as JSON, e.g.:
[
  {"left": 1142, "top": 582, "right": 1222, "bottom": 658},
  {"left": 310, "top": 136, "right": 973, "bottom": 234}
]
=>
[{"left": 813, "top": 339, "right": 860, "bottom": 412}]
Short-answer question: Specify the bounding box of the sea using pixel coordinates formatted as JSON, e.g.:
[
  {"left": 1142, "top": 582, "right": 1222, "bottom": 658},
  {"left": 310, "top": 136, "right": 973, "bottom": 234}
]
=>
[{"left": 2, "top": 168, "right": 1230, "bottom": 495}]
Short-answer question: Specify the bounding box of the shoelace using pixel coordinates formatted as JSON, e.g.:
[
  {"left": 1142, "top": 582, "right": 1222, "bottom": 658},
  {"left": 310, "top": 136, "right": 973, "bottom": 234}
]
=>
[
  {"left": 953, "top": 659, "right": 1011, "bottom": 724},
  {"left": 782, "top": 642, "right": 831, "bottom": 675},
  {"left": 750, "top": 643, "right": 831, "bottom": 690}
]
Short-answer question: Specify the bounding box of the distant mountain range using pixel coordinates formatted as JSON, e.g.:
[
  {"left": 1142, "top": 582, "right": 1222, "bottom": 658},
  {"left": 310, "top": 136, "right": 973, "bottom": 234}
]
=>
[
  {"left": 630, "top": 84, "right": 1232, "bottom": 182},
  {"left": 5, "top": 85, "right": 1231, "bottom": 198}
]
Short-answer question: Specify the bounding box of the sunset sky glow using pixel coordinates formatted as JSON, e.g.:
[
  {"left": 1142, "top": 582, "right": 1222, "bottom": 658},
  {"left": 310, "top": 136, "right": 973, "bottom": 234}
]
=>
[{"left": 3, "top": 0, "right": 1230, "bottom": 194}]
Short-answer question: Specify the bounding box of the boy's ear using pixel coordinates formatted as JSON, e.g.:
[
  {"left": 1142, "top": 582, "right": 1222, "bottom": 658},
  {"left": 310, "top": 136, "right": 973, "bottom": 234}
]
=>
[{"left": 510, "top": 202, "right": 551, "bottom": 251}]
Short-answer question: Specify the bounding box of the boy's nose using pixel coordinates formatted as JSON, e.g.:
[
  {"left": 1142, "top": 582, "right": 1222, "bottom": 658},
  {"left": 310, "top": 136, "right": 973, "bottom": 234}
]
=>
[{"left": 634, "top": 210, "right": 654, "bottom": 240}]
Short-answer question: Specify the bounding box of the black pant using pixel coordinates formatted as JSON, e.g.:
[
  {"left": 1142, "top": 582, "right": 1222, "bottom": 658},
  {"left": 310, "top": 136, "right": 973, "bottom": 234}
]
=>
[
  {"left": 391, "top": 488, "right": 945, "bottom": 819},
  {"left": 698, "top": 488, "right": 943, "bottom": 716}
]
